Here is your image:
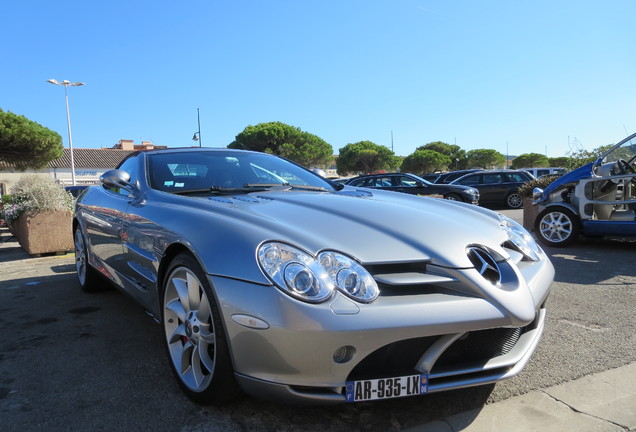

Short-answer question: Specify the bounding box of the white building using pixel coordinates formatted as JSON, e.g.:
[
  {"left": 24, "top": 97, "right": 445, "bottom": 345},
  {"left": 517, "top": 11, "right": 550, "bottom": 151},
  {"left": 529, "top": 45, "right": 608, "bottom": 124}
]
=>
[{"left": 0, "top": 140, "right": 164, "bottom": 195}]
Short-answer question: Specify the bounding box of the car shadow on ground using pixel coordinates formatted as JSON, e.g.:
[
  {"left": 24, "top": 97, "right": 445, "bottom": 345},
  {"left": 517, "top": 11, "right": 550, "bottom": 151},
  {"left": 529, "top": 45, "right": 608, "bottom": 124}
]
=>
[
  {"left": 200, "top": 384, "right": 494, "bottom": 431},
  {"left": 542, "top": 237, "right": 635, "bottom": 285}
]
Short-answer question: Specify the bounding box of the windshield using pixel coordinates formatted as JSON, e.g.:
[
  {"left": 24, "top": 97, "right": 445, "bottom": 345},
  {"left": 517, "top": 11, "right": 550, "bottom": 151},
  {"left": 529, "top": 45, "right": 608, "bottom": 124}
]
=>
[
  {"left": 603, "top": 133, "right": 636, "bottom": 164},
  {"left": 147, "top": 150, "right": 335, "bottom": 193}
]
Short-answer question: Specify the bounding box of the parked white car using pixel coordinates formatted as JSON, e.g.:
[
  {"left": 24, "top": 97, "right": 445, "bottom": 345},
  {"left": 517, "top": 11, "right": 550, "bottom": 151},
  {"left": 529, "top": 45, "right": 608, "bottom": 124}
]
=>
[{"left": 523, "top": 167, "right": 566, "bottom": 179}]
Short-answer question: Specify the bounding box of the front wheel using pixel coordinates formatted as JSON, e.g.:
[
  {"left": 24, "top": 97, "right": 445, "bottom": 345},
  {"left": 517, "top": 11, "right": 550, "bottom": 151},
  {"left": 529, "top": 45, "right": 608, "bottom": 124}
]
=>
[
  {"left": 74, "top": 227, "right": 107, "bottom": 292},
  {"left": 535, "top": 207, "right": 581, "bottom": 247},
  {"left": 444, "top": 193, "right": 461, "bottom": 201},
  {"left": 162, "top": 253, "right": 241, "bottom": 404},
  {"left": 505, "top": 192, "right": 523, "bottom": 209}
]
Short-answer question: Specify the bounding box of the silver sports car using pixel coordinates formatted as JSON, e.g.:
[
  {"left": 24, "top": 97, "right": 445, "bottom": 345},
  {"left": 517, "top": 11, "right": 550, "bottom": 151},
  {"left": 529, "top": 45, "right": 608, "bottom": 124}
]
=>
[{"left": 73, "top": 148, "right": 554, "bottom": 404}]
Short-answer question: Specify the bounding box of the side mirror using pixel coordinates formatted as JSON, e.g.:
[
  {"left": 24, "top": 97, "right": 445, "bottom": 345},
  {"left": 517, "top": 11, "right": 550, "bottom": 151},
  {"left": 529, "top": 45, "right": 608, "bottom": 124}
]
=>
[{"left": 100, "top": 169, "right": 133, "bottom": 190}]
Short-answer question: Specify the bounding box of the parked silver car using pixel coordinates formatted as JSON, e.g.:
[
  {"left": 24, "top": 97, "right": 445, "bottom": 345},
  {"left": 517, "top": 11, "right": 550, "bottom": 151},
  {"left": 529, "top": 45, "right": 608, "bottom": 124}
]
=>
[{"left": 73, "top": 148, "right": 554, "bottom": 404}]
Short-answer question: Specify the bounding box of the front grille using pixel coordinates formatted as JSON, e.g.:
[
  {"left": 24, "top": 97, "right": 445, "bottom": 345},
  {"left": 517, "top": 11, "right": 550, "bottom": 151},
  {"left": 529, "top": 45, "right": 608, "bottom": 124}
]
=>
[
  {"left": 431, "top": 327, "right": 522, "bottom": 372},
  {"left": 363, "top": 260, "right": 460, "bottom": 297},
  {"left": 364, "top": 261, "right": 429, "bottom": 275},
  {"left": 346, "top": 326, "right": 525, "bottom": 382},
  {"left": 347, "top": 336, "right": 437, "bottom": 381},
  {"left": 377, "top": 282, "right": 461, "bottom": 297}
]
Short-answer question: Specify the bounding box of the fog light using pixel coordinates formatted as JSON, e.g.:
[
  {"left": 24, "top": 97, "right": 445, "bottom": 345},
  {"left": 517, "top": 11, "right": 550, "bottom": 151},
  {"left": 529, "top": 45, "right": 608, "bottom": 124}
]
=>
[{"left": 333, "top": 345, "right": 356, "bottom": 363}]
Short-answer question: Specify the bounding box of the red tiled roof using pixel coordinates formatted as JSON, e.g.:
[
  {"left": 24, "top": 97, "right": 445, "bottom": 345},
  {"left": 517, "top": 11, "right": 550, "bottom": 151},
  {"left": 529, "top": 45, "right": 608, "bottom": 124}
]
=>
[
  {"left": 48, "top": 148, "right": 135, "bottom": 169},
  {"left": 0, "top": 148, "right": 135, "bottom": 170}
]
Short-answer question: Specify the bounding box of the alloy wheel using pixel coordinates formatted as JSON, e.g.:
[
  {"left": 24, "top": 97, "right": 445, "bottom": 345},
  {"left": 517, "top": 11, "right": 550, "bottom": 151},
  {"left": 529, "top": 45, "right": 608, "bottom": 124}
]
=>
[
  {"left": 163, "top": 266, "right": 217, "bottom": 392},
  {"left": 74, "top": 229, "right": 87, "bottom": 286},
  {"left": 539, "top": 211, "right": 572, "bottom": 243},
  {"left": 507, "top": 193, "right": 523, "bottom": 209}
]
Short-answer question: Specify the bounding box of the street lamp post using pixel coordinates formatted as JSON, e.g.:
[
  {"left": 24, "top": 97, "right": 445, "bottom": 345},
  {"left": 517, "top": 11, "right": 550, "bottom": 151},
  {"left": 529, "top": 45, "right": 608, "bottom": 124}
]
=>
[
  {"left": 47, "top": 79, "right": 85, "bottom": 186},
  {"left": 192, "top": 108, "right": 201, "bottom": 147}
]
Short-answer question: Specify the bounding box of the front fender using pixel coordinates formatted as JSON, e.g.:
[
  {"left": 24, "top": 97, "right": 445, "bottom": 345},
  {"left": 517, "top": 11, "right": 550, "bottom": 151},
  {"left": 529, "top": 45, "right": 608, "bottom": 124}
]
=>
[
  {"left": 540, "top": 202, "right": 580, "bottom": 217},
  {"left": 540, "top": 163, "right": 593, "bottom": 201}
]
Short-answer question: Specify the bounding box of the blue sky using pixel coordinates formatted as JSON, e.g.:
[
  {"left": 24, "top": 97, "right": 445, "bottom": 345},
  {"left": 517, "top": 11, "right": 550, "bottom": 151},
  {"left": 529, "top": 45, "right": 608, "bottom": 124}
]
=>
[{"left": 2, "top": 0, "right": 635, "bottom": 159}]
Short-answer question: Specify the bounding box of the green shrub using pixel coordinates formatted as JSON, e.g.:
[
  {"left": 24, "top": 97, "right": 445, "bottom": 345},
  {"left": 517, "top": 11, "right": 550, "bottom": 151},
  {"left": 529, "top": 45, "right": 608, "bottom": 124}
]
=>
[{"left": 518, "top": 174, "right": 562, "bottom": 198}]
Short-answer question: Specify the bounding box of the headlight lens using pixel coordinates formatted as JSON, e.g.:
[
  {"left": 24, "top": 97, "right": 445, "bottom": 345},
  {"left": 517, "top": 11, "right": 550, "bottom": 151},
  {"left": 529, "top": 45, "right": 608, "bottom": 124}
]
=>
[
  {"left": 318, "top": 251, "right": 379, "bottom": 303},
  {"left": 258, "top": 242, "right": 333, "bottom": 303},
  {"left": 257, "top": 242, "right": 378, "bottom": 303},
  {"left": 498, "top": 214, "right": 542, "bottom": 261}
]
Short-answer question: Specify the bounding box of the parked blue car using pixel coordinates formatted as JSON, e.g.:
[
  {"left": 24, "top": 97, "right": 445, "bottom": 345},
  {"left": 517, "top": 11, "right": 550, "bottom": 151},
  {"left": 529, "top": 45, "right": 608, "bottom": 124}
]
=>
[{"left": 532, "top": 132, "right": 636, "bottom": 246}]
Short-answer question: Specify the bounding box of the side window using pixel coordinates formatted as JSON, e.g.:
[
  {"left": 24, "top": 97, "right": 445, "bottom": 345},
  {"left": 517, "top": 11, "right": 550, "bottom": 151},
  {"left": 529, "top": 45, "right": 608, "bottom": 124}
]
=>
[
  {"left": 457, "top": 175, "right": 480, "bottom": 186},
  {"left": 506, "top": 173, "right": 527, "bottom": 182},
  {"left": 482, "top": 174, "right": 503, "bottom": 184},
  {"left": 349, "top": 178, "right": 364, "bottom": 187},
  {"left": 446, "top": 172, "right": 464, "bottom": 183},
  {"left": 396, "top": 176, "right": 417, "bottom": 187},
  {"left": 377, "top": 177, "right": 393, "bottom": 187}
]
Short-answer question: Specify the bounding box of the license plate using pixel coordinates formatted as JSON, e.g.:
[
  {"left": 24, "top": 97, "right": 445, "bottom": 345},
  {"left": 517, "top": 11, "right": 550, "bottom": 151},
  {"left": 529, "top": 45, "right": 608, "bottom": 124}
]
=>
[{"left": 345, "top": 374, "right": 428, "bottom": 402}]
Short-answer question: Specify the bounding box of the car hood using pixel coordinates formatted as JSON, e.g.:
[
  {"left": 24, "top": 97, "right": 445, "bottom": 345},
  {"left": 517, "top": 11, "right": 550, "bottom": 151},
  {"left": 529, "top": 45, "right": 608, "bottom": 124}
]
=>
[
  {"left": 180, "top": 187, "right": 509, "bottom": 269},
  {"left": 540, "top": 162, "right": 592, "bottom": 200},
  {"left": 430, "top": 183, "right": 475, "bottom": 194}
]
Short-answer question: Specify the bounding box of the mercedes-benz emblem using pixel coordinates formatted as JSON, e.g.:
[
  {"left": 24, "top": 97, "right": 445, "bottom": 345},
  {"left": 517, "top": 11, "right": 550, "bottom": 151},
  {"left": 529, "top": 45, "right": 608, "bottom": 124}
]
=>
[{"left": 467, "top": 247, "right": 502, "bottom": 285}]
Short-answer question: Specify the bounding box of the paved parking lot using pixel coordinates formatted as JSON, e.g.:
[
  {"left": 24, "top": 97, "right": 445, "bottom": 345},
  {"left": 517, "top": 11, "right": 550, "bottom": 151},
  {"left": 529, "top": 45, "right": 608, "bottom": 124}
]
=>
[{"left": 1, "top": 211, "right": 634, "bottom": 432}]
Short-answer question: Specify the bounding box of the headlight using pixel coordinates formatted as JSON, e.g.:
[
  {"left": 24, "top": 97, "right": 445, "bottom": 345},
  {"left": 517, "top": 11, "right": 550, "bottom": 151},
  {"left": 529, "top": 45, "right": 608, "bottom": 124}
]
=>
[
  {"left": 258, "top": 242, "right": 333, "bottom": 303},
  {"left": 318, "top": 251, "right": 379, "bottom": 303},
  {"left": 498, "top": 214, "right": 542, "bottom": 261},
  {"left": 257, "top": 242, "right": 379, "bottom": 303}
]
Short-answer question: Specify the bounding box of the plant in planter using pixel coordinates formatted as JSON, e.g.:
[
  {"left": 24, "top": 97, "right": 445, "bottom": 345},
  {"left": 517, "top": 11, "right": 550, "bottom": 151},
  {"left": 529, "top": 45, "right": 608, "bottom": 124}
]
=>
[
  {"left": 1, "top": 193, "right": 29, "bottom": 232},
  {"left": 518, "top": 174, "right": 562, "bottom": 230},
  {"left": 1, "top": 175, "right": 74, "bottom": 255}
]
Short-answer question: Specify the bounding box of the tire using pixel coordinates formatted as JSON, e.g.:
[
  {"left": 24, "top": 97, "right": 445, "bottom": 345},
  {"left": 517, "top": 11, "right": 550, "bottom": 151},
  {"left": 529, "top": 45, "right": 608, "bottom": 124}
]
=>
[
  {"left": 162, "top": 252, "right": 241, "bottom": 404},
  {"left": 535, "top": 207, "right": 581, "bottom": 247},
  {"left": 74, "top": 227, "right": 107, "bottom": 292},
  {"left": 505, "top": 192, "right": 523, "bottom": 209},
  {"left": 444, "top": 193, "right": 461, "bottom": 201}
]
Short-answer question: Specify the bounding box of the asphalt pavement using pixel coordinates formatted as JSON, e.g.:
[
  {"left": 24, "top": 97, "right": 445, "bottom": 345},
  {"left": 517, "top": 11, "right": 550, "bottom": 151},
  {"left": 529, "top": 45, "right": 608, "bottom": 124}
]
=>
[{"left": 1, "top": 215, "right": 635, "bottom": 431}]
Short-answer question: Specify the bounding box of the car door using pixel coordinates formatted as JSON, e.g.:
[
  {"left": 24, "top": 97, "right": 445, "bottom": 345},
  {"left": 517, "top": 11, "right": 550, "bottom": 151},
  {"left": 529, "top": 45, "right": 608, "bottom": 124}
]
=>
[
  {"left": 455, "top": 173, "right": 487, "bottom": 199},
  {"left": 479, "top": 173, "right": 509, "bottom": 203},
  {"left": 81, "top": 179, "right": 131, "bottom": 280},
  {"left": 391, "top": 175, "right": 429, "bottom": 195},
  {"left": 368, "top": 175, "right": 395, "bottom": 191}
]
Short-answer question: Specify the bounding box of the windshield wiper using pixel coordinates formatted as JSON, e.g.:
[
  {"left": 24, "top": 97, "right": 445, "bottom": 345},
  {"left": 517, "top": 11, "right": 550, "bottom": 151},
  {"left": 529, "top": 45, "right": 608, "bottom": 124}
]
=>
[
  {"left": 243, "top": 183, "right": 290, "bottom": 188},
  {"left": 244, "top": 183, "right": 329, "bottom": 192},
  {"left": 287, "top": 184, "right": 329, "bottom": 192},
  {"left": 172, "top": 186, "right": 271, "bottom": 195},
  {"left": 173, "top": 183, "right": 329, "bottom": 196},
  {"left": 209, "top": 185, "right": 273, "bottom": 194}
]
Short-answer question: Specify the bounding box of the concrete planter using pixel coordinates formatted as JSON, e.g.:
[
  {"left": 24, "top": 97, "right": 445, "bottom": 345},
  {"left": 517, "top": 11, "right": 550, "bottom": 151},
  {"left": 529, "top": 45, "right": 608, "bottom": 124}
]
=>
[
  {"left": 15, "top": 211, "right": 74, "bottom": 255},
  {"left": 522, "top": 198, "right": 543, "bottom": 232},
  {"left": 7, "top": 215, "right": 20, "bottom": 237}
]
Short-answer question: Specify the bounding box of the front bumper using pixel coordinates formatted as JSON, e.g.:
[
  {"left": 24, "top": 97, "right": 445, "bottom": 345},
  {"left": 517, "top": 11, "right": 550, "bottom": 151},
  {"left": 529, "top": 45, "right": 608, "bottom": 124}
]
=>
[
  {"left": 208, "top": 255, "right": 553, "bottom": 404},
  {"left": 235, "top": 308, "right": 546, "bottom": 404}
]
